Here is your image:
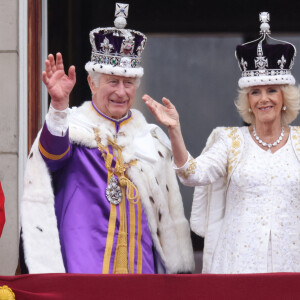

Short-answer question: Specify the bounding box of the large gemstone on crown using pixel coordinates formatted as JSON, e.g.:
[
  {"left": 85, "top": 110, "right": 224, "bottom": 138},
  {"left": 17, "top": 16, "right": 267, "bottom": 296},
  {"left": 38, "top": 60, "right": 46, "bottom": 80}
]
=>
[
  {"left": 123, "top": 44, "right": 133, "bottom": 55},
  {"left": 120, "top": 57, "right": 131, "bottom": 68},
  {"left": 110, "top": 57, "right": 120, "bottom": 66}
]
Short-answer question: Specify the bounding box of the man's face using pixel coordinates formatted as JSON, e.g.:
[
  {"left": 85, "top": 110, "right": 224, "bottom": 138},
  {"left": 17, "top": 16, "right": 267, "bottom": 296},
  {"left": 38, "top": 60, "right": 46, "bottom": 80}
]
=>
[{"left": 90, "top": 74, "right": 137, "bottom": 119}]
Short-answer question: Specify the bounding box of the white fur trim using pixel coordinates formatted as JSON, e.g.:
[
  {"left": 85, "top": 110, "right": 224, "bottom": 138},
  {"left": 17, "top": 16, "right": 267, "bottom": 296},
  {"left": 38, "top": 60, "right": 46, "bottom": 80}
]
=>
[
  {"left": 85, "top": 61, "right": 144, "bottom": 78},
  {"left": 21, "top": 134, "right": 65, "bottom": 273},
  {"left": 148, "top": 125, "right": 172, "bottom": 151},
  {"left": 238, "top": 74, "right": 295, "bottom": 88}
]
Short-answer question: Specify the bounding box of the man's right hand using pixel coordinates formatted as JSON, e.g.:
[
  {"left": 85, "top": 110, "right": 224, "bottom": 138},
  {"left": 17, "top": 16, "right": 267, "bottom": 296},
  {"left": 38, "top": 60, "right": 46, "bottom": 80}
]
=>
[{"left": 42, "top": 52, "right": 76, "bottom": 111}]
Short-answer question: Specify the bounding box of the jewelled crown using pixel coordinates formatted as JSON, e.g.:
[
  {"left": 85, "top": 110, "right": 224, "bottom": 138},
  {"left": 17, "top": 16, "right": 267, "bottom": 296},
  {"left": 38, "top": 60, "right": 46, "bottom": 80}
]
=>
[
  {"left": 235, "top": 12, "right": 296, "bottom": 88},
  {"left": 85, "top": 3, "right": 147, "bottom": 78}
]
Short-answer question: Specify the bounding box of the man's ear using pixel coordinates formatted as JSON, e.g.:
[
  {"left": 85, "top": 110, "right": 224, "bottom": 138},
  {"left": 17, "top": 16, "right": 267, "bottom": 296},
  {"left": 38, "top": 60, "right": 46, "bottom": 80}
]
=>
[{"left": 87, "top": 76, "right": 97, "bottom": 95}]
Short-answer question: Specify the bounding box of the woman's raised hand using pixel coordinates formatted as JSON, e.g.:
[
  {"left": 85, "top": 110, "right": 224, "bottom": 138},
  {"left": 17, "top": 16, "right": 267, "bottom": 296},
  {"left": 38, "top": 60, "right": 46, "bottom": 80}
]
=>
[
  {"left": 142, "top": 94, "right": 180, "bottom": 129},
  {"left": 143, "top": 94, "right": 188, "bottom": 167},
  {"left": 42, "top": 53, "right": 76, "bottom": 110}
]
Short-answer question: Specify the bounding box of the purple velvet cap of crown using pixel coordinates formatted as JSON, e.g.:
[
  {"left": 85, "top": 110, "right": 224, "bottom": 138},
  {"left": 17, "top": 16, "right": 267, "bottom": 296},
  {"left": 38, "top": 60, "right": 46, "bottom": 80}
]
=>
[
  {"left": 236, "top": 40, "right": 296, "bottom": 88},
  {"left": 93, "top": 30, "right": 145, "bottom": 56},
  {"left": 236, "top": 42, "right": 295, "bottom": 72}
]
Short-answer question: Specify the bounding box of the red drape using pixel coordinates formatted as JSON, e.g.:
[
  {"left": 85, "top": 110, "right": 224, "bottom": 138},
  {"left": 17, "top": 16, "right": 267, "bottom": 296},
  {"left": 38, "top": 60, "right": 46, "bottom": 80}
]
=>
[
  {"left": 1, "top": 273, "right": 300, "bottom": 300},
  {"left": 0, "top": 181, "right": 5, "bottom": 238}
]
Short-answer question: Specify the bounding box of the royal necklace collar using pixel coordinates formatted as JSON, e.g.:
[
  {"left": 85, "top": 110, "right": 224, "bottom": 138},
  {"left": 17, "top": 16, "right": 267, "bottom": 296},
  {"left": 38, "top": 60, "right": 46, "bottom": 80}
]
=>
[
  {"left": 253, "top": 125, "right": 284, "bottom": 152},
  {"left": 93, "top": 128, "right": 139, "bottom": 205}
]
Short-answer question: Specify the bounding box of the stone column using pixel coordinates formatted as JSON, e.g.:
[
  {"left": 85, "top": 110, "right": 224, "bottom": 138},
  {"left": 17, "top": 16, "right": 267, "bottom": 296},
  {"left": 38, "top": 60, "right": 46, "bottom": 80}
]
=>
[{"left": 0, "top": 0, "right": 19, "bottom": 275}]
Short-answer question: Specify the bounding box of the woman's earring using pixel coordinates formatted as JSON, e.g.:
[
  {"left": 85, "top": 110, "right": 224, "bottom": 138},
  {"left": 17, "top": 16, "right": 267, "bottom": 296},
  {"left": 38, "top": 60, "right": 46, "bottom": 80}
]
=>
[
  {"left": 282, "top": 105, "right": 287, "bottom": 111},
  {"left": 248, "top": 108, "right": 252, "bottom": 113}
]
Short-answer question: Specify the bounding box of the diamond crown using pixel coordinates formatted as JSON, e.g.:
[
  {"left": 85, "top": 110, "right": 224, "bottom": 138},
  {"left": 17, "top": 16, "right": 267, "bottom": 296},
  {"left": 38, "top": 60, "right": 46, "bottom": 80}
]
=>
[
  {"left": 89, "top": 3, "right": 147, "bottom": 70},
  {"left": 235, "top": 12, "right": 296, "bottom": 83}
]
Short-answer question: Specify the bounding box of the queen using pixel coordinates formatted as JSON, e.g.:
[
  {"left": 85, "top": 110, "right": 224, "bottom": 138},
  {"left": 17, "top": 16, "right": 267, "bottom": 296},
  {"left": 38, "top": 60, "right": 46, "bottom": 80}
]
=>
[{"left": 143, "top": 12, "right": 300, "bottom": 274}]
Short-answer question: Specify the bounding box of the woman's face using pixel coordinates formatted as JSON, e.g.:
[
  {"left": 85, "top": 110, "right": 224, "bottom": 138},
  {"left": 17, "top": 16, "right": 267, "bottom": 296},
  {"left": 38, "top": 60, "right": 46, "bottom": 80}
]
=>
[{"left": 248, "top": 85, "right": 284, "bottom": 125}]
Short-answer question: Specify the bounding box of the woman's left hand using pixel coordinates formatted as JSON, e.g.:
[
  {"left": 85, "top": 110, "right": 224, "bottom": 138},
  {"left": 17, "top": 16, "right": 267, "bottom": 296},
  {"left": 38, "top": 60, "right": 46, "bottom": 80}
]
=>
[{"left": 142, "top": 94, "right": 188, "bottom": 167}]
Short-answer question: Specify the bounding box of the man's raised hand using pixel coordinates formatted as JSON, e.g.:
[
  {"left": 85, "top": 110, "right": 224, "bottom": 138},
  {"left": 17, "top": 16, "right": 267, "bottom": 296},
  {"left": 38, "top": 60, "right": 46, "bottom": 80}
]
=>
[{"left": 42, "top": 52, "right": 76, "bottom": 110}]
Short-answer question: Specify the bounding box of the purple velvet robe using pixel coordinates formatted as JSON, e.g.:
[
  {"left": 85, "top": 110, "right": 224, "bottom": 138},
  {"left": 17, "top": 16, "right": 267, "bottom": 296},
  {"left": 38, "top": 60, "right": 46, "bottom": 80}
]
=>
[{"left": 38, "top": 108, "right": 155, "bottom": 274}]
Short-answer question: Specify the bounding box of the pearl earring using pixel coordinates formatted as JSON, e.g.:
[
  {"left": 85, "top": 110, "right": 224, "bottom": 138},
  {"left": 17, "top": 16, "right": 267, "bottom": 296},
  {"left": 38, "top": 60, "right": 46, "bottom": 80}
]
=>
[
  {"left": 282, "top": 106, "right": 287, "bottom": 111},
  {"left": 248, "top": 108, "right": 252, "bottom": 113}
]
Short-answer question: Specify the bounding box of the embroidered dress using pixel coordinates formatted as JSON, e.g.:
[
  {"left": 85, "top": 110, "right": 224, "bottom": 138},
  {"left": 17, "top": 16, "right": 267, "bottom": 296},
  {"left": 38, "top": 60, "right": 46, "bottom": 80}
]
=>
[{"left": 177, "top": 126, "right": 300, "bottom": 273}]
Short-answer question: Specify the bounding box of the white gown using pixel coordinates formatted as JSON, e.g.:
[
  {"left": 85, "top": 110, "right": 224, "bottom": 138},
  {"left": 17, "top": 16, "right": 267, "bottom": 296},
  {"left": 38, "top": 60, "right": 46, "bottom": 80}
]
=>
[{"left": 177, "top": 126, "right": 300, "bottom": 273}]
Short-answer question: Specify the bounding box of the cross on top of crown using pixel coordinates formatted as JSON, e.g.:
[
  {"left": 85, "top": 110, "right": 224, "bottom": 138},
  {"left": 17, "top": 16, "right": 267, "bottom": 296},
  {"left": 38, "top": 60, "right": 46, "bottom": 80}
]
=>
[
  {"left": 259, "top": 12, "right": 270, "bottom": 34},
  {"left": 115, "top": 3, "right": 129, "bottom": 18}
]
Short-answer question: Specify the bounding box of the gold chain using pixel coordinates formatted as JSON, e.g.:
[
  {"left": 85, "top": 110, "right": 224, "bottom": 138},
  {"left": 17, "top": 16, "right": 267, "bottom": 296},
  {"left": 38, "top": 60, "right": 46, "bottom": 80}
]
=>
[
  {"left": 93, "top": 128, "right": 139, "bottom": 203},
  {"left": 94, "top": 128, "right": 140, "bottom": 274}
]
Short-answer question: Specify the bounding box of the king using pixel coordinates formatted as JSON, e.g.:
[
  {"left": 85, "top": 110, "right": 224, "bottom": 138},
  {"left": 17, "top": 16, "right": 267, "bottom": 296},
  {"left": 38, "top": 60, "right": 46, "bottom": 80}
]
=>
[{"left": 19, "top": 3, "right": 194, "bottom": 275}]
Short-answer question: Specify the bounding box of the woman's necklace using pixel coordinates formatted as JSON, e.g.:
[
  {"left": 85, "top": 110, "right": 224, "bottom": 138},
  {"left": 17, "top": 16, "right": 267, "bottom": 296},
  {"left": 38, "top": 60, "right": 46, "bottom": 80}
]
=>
[{"left": 253, "top": 125, "right": 285, "bottom": 152}]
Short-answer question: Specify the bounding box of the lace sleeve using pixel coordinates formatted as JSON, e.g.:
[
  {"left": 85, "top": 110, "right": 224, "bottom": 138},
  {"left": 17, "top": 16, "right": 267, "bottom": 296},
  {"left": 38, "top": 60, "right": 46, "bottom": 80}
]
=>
[{"left": 175, "top": 130, "right": 228, "bottom": 187}]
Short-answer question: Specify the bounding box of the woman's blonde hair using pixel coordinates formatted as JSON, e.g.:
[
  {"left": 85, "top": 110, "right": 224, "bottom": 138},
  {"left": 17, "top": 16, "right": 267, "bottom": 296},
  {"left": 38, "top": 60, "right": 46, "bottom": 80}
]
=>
[{"left": 234, "top": 85, "right": 300, "bottom": 125}]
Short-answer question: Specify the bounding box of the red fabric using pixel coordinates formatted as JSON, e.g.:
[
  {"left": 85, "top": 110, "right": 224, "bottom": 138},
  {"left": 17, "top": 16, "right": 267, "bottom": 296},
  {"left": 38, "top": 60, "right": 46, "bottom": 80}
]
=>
[
  {"left": 0, "top": 181, "right": 5, "bottom": 238},
  {"left": 0, "top": 273, "right": 300, "bottom": 300}
]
